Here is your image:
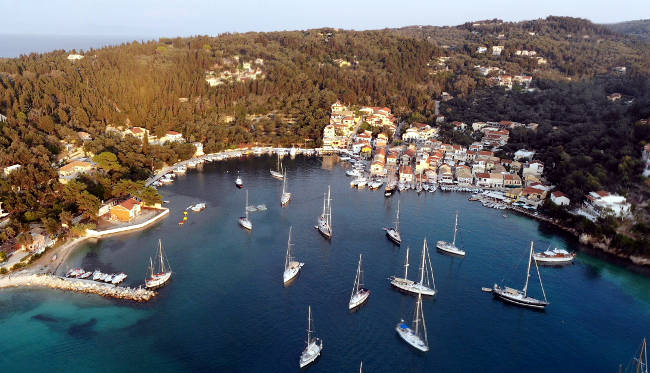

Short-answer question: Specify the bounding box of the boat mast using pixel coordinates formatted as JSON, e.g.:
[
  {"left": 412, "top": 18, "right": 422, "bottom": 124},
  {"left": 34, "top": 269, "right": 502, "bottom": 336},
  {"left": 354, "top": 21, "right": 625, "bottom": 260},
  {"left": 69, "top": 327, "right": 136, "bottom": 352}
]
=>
[
  {"left": 413, "top": 294, "right": 422, "bottom": 339},
  {"left": 419, "top": 239, "right": 428, "bottom": 285},
  {"left": 523, "top": 241, "right": 533, "bottom": 297},
  {"left": 149, "top": 257, "right": 153, "bottom": 278},
  {"left": 395, "top": 199, "right": 400, "bottom": 233},
  {"left": 285, "top": 226, "right": 292, "bottom": 271},
  {"left": 327, "top": 185, "right": 332, "bottom": 227},
  {"left": 352, "top": 254, "right": 362, "bottom": 298},
  {"left": 245, "top": 190, "right": 249, "bottom": 220},
  {"left": 306, "top": 306, "right": 312, "bottom": 346},
  {"left": 419, "top": 293, "right": 429, "bottom": 348},
  {"left": 452, "top": 211, "right": 458, "bottom": 246},
  {"left": 282, "top": 171, "right": 287, "bottom": 194},
  {"left": 534, "top": 246, "right": 548, "bottom": 303},
  {"left": 404, "top": 246, "right": 410, "bottom": 279},
  {"left": 637, "top": 337, "right": 647, "bottom": 373}
]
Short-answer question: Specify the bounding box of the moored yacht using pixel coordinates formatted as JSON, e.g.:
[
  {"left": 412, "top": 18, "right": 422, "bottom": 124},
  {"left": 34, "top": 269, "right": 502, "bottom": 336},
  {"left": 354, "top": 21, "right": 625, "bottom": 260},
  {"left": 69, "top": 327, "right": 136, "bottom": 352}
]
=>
[
  {"left": 299, "top": 306, "right": 323, "bottom": 368},
  {"left": 493, "top": 241, "right": 549, "bottom": 310},
  {"left": 349, "top": 254, "right": 370, "bottom": 310},
  {"left": 384, "top": 199, "right": 401, "bottom": 245},
  {"left": 283, "top": 227, "right": 304, "bottom": 285},
  {"left": 270, "top": 154, "right": 284, "bottom": 179},
  {"left": 533, "top": 247, "right": 576, "bottom": 265},
  {"left": 389, "top": 239, "right": 436, "bottom": 296},
  {"left": 396, "top": 293, "right": 429, "bottom": 352},
  {"left": 436, "top": 211, "right": 465, "bottom": 256},
  {"left": 145, "top": 239, "right": 172, "bottom": 289},
  {"left": 280, "top": 171, "right": 291, "bottom": 207},
  {"left": 235, "top": 173, "right": 243, "bottom": 188},
  {"left": 315, "top": 186, "right": 332, "bottom": 239},
  {"left": 238, "top": 190, "right": 252, "bottom": 230}
]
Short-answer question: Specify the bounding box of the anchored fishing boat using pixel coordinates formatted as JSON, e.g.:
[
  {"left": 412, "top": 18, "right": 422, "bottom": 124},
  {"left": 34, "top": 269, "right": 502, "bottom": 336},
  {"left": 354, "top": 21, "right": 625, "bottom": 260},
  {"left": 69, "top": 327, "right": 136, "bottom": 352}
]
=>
[
  {"left": 396, "top": 293, "right": 429, "bottom": 352},
  {"left": 299, "top": 306, "right": 323, "bottom": 368},
  {"left": 389, "top": 239, "right": 436, "bottom": 296},
  {"left": 436, "top": 211, "right": 465, "bottom": 257},
  {"left": 145, "top": 239, "right": 172, "bottom": 289},
  {"left": 349, "top": 254, "right": 370, "bottom": 310},
  {"left": 492, "top": 241, "right": 549, "bottom": 310}
]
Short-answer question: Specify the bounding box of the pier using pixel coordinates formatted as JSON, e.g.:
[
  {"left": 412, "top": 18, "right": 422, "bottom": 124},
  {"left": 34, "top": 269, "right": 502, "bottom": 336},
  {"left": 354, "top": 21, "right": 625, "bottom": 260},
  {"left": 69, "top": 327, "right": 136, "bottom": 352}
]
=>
[{"left": 0, "top": 274, "right": 156, "bottom": 302}]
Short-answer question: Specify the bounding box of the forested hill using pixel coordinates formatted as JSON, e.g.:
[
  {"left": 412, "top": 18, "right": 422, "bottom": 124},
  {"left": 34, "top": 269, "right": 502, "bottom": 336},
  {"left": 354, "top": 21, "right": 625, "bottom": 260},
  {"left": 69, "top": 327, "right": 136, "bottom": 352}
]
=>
[
  {"left": 0, "top": 16, "right": 650, "bottom": 247},
  {"left": 604, "top": 19, "right": 650, "bottom": 41}
]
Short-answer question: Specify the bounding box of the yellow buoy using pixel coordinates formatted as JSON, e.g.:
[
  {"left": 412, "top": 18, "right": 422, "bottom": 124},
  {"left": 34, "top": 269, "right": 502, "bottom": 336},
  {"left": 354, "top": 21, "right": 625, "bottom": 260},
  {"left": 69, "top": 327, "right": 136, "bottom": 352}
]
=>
[
  {"left": 184, "top": 216, "right": 188, "bottom": 220},
  {"left": 184, "top": 211, "right": 188, "bottom": 215}
]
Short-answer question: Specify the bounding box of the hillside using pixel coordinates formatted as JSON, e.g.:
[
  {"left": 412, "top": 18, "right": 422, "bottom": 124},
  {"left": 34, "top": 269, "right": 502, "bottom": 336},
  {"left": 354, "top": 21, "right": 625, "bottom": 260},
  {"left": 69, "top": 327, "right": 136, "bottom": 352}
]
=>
[
  {"left": 0, "top": 16, "right": 649, "bottom": 255},
  {"left": 604, "top": 19, "right": 650, "bottom": 41}
]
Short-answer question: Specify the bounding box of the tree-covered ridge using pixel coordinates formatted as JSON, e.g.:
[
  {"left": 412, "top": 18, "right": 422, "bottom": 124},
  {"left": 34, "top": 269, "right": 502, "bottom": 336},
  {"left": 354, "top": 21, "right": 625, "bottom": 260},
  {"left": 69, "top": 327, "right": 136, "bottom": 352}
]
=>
[
  {"left": 604, "top": 19, "right": 650, "bottom": 41},
  {"left": 0, "top": 16, "right": 649, "bottom": 250}
]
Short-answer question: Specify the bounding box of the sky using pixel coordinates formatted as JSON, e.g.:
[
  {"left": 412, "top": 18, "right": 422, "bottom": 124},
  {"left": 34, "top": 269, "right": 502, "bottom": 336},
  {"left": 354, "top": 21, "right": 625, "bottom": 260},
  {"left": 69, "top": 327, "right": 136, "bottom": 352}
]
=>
[{"left": 0, "top": 0, "right": 648, "bottom": 38}]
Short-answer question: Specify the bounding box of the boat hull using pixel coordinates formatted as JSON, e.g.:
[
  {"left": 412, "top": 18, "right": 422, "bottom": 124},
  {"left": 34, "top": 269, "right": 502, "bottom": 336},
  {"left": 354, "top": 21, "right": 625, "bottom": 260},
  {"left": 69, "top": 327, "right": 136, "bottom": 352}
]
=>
[
  {"left": 283, "top": 264, "right": 304, "bottom": 285},
  {"left": 395, "top": 323, "right": 428, "bottom": 352},
  {"left": 492, "top": 286, "right": 548, "bottom": 310},
  {"left": 281, "top": 193, "right": 291, "bottom": 207},
  {"left": 435, "top": 241, "right": 466, "bottom": 257},
  {"left": 385, "top": 228, "right": 401, "bottom": 245},
  {"left": 299, "top": 339, "right": 323, "bottom": 368},
  {"left": 145, "top": 271, "right": 172, "bottom": 289},
  {"left": 270, "top": 170, "right": 284, "bottom": 180},
  {"left": 315, "top": 217, "right": 331, "bottom": 239},
  {"left": 239, "top": 217, "right": 252, "bottom": 230},
  {"left": 390, "top": 278, "right": 436, "bottom": 296},
  {"left": 349, "top": 289, "right": 370, "bottom": 310},
  {"left": 533, "top": 254, "right": 575, "bottom": 265}
]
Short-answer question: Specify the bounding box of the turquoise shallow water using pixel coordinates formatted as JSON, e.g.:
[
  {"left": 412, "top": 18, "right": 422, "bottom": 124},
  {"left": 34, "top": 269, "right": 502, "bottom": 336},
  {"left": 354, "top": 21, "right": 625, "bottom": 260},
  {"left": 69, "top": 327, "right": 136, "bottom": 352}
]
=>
[{"left": 1, "top": 155, "right": 649, "bottom": 372}]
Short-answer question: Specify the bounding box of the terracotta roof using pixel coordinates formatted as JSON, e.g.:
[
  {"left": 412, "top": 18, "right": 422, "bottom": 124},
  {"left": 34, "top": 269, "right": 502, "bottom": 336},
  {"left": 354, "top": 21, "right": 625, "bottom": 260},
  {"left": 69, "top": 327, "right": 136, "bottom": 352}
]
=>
[
  {"left": 167, "top": 130, "right": 182, "bottom": 136},
  {"left": 119, "top": 198, "right": 141, "bottom": 211},
  {"left": 552, "top": 191, "right": 568, "bottom": 198},
  {"left": 59, "top": 161, "right": 93, "bottom": 173},
  {"left": 401, "top": 165, "right": 413, "bottom": 174},
  {"left": 129, "top": 127, "right": 145, "bottom": 134}
]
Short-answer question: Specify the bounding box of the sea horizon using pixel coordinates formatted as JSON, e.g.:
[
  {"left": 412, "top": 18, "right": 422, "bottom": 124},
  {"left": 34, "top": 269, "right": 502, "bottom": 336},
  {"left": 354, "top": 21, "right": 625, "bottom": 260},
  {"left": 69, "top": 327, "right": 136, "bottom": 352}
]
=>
[{"left": 0, "top": 34, "right": 157, "bottom": 58}]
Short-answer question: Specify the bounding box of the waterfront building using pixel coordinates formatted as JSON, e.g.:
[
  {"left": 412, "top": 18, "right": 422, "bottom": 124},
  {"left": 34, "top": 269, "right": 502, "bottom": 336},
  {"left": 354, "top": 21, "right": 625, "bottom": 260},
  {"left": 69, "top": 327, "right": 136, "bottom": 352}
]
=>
[
  {"left": 584, "top": 191, "right": 632, "bottom": 218},
  {"left": 550, "top": 191, "right": 570, "bottom": 206},
  {"left": 110, "top": 198, "right": 142, "bottom": 222}
]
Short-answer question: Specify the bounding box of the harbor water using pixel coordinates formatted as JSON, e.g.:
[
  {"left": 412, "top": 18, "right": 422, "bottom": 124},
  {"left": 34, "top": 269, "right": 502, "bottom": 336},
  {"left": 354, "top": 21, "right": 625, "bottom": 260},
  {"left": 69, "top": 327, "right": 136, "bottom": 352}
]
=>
[{"left": 0, "top": 155, "right": 649, "bottom": 372}]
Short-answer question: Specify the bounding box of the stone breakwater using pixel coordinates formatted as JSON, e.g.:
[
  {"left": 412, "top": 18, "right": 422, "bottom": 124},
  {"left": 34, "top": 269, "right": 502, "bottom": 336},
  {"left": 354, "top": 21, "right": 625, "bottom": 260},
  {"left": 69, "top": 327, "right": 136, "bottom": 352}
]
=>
[{"left": 0, "top": 274, "right": 156, "bottom": 302}]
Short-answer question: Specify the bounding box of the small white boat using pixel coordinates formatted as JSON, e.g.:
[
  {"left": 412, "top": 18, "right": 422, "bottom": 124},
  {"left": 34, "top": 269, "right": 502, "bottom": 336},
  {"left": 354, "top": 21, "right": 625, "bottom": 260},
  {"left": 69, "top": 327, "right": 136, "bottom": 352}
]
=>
[
  {"left": 145, "top": 239, "right": 172, "bottom": 289},
  {"left": 349, "top": 254, "right": 370, "bottom": 310},
  {"left": 239, "top": 190, "right": 253, "bottom": 230},
  {"left": 173, "top": 165, "right": 187, "bottom": 175},
  {"left": 98, "top": 273, "right": 108, "bottom": 281},
  {"left": 396, "top": 293, "right": 429, "bottom": 352},
  {"left": 270, "top": 154, "right": 284, "bottom": 179},
  {"left": 299, "top": 306, "right": 323, "bottom": 368},
  {"left": 104, "top": 274, "right": 114, "bottom": 283},
  {"left": 283, "top": 227, "right": 304, "bottom": 285},
  {"left": 80, "top": 271, "right": 92, "bottom": 279},
  {"left": 111, "top": 272, "right": 127, "bottom": 284},
  {"left": 235, "top": 173, "right": 243, "bottom": 188},
  {"left": 389, "top": 239, "right": 436, "bottom": 296},
  {"left": 533, "top": 248, "right": 576, "bottom": 265},
  {"left": 356, "top": 178, "right": 367, "bottom": 188},
  {"left": 92, "top": 270, "right": 102, "bottom": 281},
  {"left": 436, "top": 211, "right": 466, "bottom": 257},
  {"left": 346, "top": 169, "right": 361, "bottom": 177},
  {"left": 190, "top": 203, "right": 206, "bottom": 212}
]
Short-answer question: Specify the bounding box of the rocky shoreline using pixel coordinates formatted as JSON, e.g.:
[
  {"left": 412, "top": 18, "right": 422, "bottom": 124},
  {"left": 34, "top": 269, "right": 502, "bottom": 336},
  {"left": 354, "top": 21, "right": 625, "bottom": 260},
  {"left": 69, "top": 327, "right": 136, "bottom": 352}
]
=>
[{"left": 0, "top": 273, "right": 156, "bottom": 302}]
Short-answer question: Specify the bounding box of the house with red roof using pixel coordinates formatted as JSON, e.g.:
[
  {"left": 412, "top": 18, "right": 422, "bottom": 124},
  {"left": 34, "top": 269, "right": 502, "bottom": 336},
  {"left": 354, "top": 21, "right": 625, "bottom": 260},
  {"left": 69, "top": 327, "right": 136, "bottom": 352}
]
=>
[{"left": 109, "top": 198, "right": 142, "bottom": 222}]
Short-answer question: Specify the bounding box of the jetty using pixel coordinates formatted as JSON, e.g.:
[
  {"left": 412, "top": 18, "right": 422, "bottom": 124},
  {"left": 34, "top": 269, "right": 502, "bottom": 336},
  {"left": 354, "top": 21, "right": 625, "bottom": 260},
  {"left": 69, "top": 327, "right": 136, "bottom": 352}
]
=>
[{"left": 0, "top": 274, "right": 156, "bottom": 302}]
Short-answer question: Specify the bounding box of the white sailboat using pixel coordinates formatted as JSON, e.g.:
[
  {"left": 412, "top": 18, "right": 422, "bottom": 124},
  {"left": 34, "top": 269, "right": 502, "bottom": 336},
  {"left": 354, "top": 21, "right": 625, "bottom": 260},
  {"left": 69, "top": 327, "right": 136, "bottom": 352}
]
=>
[
  {"left": 436, "top": 211, "right": 465, "bottom": 256},
  {"left": 281, "top": 170, "right": 291, "bottom": 207},
  {"left": 629, "top": 338, "right": 648, "bottom": 373},
  {"left": 283, "top": 226, "right": 304, "bottom": 285},
  {"left": 315, "top": 186, "right": 332, "bottom": 239},
  {"left": 238, "top": 190, "right": 252, "bottom": 230},
  {"left": 145, "top": 239, "right": 172, "bottom": 289},
  {"left": 349, "top": 254, "right": 370, "bottom": 310},
  {"left": 492, "top": 241, "right": 549, "bottom": 310},
  {"left": 384, "top": 199, "right": 401, "bottom": 245},
  {"left": 235, "top": 172, "right": 243, "bottom": 188},
  {"left": 396, "top": 293, "right": 429, "bottom": 352},
  {"left": 389, "top": 239, "right": 436, "bottom": 296},
  {"left": 299, "top": 305, "right": 323, "bottom": 368},
  {"left": 270, "top": 154, "right": 284, "bottom": 179}
]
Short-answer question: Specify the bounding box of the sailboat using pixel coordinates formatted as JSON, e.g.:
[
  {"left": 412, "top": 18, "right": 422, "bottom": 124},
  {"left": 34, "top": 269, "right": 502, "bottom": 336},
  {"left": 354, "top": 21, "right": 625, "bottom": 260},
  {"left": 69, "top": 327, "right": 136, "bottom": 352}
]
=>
[
  {"left": 235, "top": 172, "right": 243, "bottom": 188},
  {"left": 384, "top": 199, "right": 401, "bottom": 245},
  {"left": 299, "top": 305, "right": 323, "bottom": 368},
  {"left": 396, "top": 293, "right": 429, "bottom": 352},
  {"left": 492, "top": 241, "right": 549, "bottom": 310},
  {"left": 349, "top": 254, "right": 370, "bottom": 310},
  {"left": 389, "top": 239, "right": 436, "bottom": 296},
  {"left": 436, "top": 211, "right": 465, "bottom": 256},
  {"left": 631, "top": 338, "right": 648, "bottom": 373},
  {"left": 315, "top": 186, "right": 332, "bottom": 239},
  {"left": 145, "top": 239, "right": 172, "bottom": 289},
  {"left": 238, "top": 190, "right": 252, "bottom": 230},
  {"left": 270, "top": 154, "right": 284, "bottom": 179},
  {"left": 281, "top": 170, "right": 291, "bottom": 207},
  {"left": 283, "top": 226, "right": 304, "bottom": 285}
]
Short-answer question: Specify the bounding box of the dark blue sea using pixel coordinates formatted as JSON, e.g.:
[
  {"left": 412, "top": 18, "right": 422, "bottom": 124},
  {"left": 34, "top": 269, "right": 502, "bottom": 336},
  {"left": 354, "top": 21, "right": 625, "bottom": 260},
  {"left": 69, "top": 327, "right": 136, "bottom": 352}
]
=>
[
  {"left": 0, "top": 155, "right": 648, "bottom": 372},
  {"left": 0, "top": 35, "right": 150, "bottom": 58}
]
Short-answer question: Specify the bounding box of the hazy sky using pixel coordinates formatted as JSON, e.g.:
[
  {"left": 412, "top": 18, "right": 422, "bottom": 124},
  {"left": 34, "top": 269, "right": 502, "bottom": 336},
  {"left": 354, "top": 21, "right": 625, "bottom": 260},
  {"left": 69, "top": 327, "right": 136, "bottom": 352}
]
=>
[{"left": 1, "top": 0, "right": 648, "bottom": 37}]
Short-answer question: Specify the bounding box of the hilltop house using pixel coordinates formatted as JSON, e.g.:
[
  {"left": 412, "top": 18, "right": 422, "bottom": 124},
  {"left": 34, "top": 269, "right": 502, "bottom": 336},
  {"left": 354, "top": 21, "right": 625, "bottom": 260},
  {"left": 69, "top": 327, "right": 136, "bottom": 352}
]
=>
[{"left": 58, "top": 160, "right": 95, "bottom": 184}]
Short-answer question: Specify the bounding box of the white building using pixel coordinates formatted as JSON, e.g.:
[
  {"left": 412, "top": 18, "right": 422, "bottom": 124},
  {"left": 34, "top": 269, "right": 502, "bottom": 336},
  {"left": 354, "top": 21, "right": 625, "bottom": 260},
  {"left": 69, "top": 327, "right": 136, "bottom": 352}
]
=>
[
  {"left": 584, "top": 191, "right": 632, "bottom": 218},
  {"left": 476, "top": 46, "right": 487, "bottom": 54},
  {"left": 514, "top": 149, "right": 535, "bottom": 161},
  {"left": 492, "top": 46, "right": 504, "bottom": 56},
  {"left": 67, "top": 54, "right": 84, "bottom": 61},
  {"left": 192, "top": 142, "right": 204, "bottom": 157},
  {"left": 550, "top": 191, "right": 570, "bottom": 206},
  {"left": 3, "top": 164, "right": 21, "bottom": 177},
  {"left": 0, "top": 113, "right": 6, "bottom": 122}
]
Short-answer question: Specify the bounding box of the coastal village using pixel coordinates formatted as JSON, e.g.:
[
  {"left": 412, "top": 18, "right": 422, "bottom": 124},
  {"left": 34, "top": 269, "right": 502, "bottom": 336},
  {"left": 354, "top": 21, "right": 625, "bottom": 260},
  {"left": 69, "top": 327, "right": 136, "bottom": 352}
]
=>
[{"left": 321, "top": 100, "right": 633, "bottom": 222}]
